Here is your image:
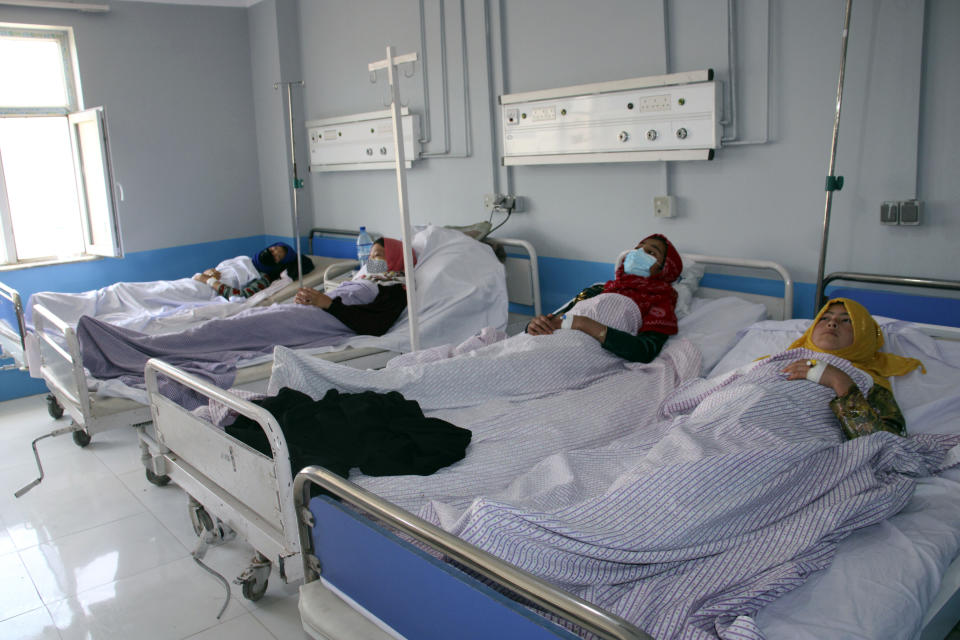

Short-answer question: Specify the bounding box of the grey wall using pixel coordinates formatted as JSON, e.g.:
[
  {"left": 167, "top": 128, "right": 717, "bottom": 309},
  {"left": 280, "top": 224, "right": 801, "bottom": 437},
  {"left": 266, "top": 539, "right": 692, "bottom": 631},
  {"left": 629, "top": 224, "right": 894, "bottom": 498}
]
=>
[
  {"left": 278, "top": 0, "right": 958, "bottom": 290},
  {"left": 0, "top": 0, "right": 263, "bottom": 252}
]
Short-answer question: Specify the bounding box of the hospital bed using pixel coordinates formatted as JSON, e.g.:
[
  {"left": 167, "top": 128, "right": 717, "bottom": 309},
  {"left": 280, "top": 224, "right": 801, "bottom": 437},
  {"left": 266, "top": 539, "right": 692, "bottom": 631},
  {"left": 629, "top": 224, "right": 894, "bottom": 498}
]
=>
[
  {"left": 289, "top": 275, "right": 960, "bottom": 640},
  {"left": 140, "top": 253, "right": 792, "bottom": 604},
  {"left": 22, "top": 227, "right": 533, "bottom": 466},
  {"left": 0, "top": 227, "right": 356, "bottom": 413}
]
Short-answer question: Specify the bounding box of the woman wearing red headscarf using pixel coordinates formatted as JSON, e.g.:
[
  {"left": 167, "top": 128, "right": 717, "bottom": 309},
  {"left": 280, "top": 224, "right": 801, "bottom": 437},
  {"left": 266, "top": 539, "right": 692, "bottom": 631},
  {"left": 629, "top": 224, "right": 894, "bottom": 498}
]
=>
[
  {"left": 294, "top": 236, "right": 413, "bottom": 336},
  {"left": 526, "top": 233, "right": 683, "bottom": 363}
]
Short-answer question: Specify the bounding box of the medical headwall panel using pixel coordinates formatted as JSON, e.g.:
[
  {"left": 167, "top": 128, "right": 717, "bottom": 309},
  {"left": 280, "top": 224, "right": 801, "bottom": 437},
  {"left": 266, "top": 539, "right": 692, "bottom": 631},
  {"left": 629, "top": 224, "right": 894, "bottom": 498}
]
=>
[
  {"left": 307, "top": 108, "right": 421, "bottom": 172},
  {"left": 501, "top": 69, "right": 718, "bottom": 165}
]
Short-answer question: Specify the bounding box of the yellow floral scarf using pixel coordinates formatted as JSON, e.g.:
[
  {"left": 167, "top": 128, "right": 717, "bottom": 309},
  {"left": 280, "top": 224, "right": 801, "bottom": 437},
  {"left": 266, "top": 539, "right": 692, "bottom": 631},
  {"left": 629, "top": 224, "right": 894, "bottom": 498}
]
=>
[{"left": 788, "top": 298, "right": 924, "bottom": 390}]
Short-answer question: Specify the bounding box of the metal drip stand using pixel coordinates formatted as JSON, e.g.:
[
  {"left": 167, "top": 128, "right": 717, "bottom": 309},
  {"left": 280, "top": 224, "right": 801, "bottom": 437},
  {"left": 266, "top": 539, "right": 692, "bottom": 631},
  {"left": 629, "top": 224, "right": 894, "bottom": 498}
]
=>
[
  {"left": 814, "top": 0, "right": 853, "bottom": 308},
  {"left": 276, "top": 80, "right": 306, "bottom": 288},
  {"left": 369, "top": 46, "right": 422, "bottom": 352}
]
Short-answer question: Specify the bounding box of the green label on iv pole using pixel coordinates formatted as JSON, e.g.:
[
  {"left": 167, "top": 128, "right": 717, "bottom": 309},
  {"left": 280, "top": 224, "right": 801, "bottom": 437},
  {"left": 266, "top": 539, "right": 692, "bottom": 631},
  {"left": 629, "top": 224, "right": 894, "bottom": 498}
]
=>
[
  {"left": 293, "top": 178, "right": 304, "bottom": 189},
  {"left": 825, "top": 176, "right": 844, "bottom": 191}
]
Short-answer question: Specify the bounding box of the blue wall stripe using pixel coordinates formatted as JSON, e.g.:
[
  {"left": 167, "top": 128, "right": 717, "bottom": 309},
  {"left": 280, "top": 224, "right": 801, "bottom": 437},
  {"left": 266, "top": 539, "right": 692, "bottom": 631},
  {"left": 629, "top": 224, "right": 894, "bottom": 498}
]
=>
[
  {"left": 0, "top": 235, "right": 270, "bottom": 402},
  {"left": 3, "top": 243, "right": 957, "bottom": 402}
]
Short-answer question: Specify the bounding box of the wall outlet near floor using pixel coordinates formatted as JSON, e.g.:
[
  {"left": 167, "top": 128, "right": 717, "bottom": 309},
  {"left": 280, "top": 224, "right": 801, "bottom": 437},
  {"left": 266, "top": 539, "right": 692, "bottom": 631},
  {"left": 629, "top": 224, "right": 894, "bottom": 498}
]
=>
[{"left": 654, "top": 195, "right": 676, "bottom": 218}]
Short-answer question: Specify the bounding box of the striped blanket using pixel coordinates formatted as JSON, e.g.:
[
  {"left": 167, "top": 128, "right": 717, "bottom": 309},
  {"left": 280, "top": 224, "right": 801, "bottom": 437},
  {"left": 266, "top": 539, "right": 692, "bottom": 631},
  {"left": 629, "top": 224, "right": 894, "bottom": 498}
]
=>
[
  {"left": 271, "top": 332, "right": 703, "bottom": 512},
  {"left": 416, "top": 348, "right": 960, "bottom": 640}
]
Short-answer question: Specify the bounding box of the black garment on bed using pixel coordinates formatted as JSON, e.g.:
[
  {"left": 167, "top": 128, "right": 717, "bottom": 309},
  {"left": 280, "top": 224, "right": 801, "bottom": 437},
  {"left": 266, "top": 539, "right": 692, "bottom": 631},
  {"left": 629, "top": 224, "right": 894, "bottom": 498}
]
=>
[
  {"left": 327, "top": 283, "right": 407, "bottom": 336},
  {"left": 225, "top": 387, "right": 471, "bottom": 479}
]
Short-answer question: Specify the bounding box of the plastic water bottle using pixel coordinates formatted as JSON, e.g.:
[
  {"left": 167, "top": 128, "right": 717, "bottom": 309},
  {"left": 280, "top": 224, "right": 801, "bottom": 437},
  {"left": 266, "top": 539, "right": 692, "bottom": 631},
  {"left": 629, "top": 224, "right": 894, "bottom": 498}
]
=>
[{"left": 356, "top": 226, "right": 373, "bottom": 265}]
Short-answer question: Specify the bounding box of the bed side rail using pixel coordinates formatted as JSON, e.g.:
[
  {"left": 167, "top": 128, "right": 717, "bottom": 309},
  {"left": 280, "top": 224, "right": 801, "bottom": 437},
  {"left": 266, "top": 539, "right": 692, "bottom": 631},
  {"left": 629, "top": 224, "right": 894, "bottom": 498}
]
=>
[
  {"left": 822, "top": 272, "right": 960, "bottom": 304},
  {"left": 0, "top": 280, "right": 27, "bottom": 369},
  {"left": 294, "top": 466, "right": 652, "bottom": 640},
  {"left": 683, "top": 253, "right": 794, "bottom": 320},
  {"left": 494, "top": 237, "right": 542, "bottom": 317},
  {"left": 308, "top": 227, "right": 360, "bottom": 255},
  {"left": 31, "top": 303, "right": 92, "bottom": 417},
  {"left": 144, "top": 357, "right": 302, "bottom": 576}
]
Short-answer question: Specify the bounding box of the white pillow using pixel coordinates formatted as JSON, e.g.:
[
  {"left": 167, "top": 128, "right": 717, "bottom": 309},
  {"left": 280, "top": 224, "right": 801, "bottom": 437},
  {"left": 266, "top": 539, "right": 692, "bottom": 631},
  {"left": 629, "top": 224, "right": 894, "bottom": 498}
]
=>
[{"left": 672, "top": 260, "right": 705, "bottom": 318}]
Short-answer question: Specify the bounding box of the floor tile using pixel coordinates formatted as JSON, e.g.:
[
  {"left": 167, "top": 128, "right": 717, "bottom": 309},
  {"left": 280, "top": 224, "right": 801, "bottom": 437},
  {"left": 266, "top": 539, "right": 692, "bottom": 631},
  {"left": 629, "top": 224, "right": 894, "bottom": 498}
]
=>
[
  {"left": 2, "top": 472, "right": 146, "bottom": 551},
  {"left": 19, "top": 511, "right": 190, "bottom": 604},
  {"left": 0, "top": 552, "right": 44, "bottom": 621},
  {"left": 0, "top": 606, "right": 62, "bottom": 640},
  {"left": 183, "top": 612, "right": 275, "bottom": 640},
  {"left": 47, "top": 556, "right": 246, "bottom": 640},
  {"left": 89, "top": 425, "right": 144, "bottom": 476},
  {"left": 117, "top": 468, "right": 198, "bottom": 550},
  {"left": 248, "top": 594, "right": 312, "bottom": 640},
  {"left": 0, "top": 514, "right": 15, "bottom": 557}
]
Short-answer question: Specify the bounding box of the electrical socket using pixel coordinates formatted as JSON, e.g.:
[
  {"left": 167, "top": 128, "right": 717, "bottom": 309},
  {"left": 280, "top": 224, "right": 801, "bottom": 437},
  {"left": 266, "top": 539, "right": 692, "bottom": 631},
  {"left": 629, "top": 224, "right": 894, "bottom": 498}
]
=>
[
  {"left": 484, "top": 193, "right": 523, "bottom": 212},
  {"left": 653, "top": 195, "right": 676, "bottom": 218}
]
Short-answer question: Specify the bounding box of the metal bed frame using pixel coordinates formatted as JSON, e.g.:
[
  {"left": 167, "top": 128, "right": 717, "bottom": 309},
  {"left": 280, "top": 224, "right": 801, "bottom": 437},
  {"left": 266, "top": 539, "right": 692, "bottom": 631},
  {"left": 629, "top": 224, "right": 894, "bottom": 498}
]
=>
[
  {"left": 138, "top": 254, "right": 787, "bottom": 606},
  {"left": 137, "top": 237, "right": 540, "bottom": 599},
  {"left": 0, "top": 280, "right": 27, "bottom": 371},
  {"left": 292, "top": 275, "right": 960, "bottom": 640}
]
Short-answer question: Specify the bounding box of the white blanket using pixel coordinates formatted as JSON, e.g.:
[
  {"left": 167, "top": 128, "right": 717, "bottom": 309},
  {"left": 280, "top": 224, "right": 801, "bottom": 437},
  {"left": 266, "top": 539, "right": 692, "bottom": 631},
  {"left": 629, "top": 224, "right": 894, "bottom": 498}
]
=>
[
  {"left": 270, "top": 334, "right": 703, "bottom": 513},
  {"left": 25, "top": 255, "right": 282, "bottom": 336}
]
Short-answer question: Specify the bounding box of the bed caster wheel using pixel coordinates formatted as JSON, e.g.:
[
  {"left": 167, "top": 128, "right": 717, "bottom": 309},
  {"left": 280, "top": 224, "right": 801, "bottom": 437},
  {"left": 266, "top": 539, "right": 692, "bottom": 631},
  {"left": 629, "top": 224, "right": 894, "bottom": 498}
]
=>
[
  {"left": 145, "top": 468, "right": 171, "bottom": 486},
  {"left": 235, "top": 555, "right": 271, "bottom": 602},
  {"left": 46, "top": 395, "right": 64, "bottom": 419},
  {"left": 189, "top": 499, "right": 214, "bottom": 537},
  {"left": 72, "top": 429, "right": 91, "bottom": 448}
]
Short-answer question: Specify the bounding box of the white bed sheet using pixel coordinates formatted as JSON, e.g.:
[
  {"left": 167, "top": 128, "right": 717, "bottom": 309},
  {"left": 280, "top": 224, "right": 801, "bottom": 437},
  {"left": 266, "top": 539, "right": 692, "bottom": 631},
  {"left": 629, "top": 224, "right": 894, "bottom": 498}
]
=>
[
  {"left": 92, "top": 226, "right": 508, "bottom": 404},
  {"left": 709, "top": 317, "right": 960, "bottom": 639}
]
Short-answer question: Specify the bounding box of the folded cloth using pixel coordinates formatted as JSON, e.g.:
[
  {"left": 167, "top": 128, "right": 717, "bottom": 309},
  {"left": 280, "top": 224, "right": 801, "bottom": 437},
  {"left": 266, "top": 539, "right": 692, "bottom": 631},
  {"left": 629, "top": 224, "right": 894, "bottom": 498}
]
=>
[{"left": 225, "top": 387, "right": 472, "bottom": 480}]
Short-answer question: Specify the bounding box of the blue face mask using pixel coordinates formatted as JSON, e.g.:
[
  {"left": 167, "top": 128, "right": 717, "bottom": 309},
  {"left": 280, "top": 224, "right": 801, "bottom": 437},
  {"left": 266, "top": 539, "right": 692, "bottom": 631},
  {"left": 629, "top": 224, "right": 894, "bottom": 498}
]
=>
[{"left": 623, "top": 249, "right": 658, "bottom": 277}]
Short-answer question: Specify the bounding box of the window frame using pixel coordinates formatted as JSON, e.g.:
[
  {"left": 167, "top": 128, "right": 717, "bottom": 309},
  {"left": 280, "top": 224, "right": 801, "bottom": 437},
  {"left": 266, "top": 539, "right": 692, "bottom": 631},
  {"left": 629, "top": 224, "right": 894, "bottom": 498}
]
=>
[{"left": 0, "top": 23, "right": 122, "bottom": 266}]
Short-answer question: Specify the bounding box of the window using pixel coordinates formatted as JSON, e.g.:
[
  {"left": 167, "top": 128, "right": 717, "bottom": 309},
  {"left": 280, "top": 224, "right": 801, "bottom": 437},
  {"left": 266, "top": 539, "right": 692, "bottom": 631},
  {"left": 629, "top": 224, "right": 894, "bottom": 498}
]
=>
[{"left": 0, "top": 24, "right": 121, "bottom": 266}]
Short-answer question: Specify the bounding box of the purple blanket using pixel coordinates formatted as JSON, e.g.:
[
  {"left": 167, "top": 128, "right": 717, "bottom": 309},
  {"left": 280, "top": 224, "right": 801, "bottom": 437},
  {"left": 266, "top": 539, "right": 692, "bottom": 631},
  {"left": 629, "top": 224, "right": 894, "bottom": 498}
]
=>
[{"left": 77, "top": 304, "right": 358, "bottom": 406}]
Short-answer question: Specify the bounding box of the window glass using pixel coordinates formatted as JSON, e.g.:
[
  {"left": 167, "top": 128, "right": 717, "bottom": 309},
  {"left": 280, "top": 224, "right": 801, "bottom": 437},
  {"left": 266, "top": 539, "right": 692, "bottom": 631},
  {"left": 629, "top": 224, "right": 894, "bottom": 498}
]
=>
[
  {"left": 0, "top": 25, "right": 121, "bottom": 265},
  {"left": 0, "top": 117, "right": 83, "bottom": 260},
  {"left": 0, "top": 34, "right": 70, "bottom": 109}
]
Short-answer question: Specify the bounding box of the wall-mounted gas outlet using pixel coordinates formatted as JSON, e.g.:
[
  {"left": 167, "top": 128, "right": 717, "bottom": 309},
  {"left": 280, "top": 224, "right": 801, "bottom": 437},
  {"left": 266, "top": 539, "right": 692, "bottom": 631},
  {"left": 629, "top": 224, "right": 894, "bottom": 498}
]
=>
[
  {"left": 654, "top": 195, "right": 676, "bottom": 218},
  {"left": 484, "top": 193, "right": 524, "bottom": 212}
]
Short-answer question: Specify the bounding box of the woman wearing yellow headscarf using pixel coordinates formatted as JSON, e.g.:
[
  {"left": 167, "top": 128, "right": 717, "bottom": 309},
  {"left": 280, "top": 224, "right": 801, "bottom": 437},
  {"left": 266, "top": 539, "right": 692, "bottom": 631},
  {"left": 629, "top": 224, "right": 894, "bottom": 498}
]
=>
[{"left": 780, "top": 298, "right": 924, "bottom": 439}]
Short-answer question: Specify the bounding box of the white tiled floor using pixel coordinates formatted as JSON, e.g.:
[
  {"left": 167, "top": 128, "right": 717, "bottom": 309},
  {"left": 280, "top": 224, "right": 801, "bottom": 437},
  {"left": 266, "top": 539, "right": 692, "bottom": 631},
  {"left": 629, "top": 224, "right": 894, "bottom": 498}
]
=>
[{"left": 0, "top": 394, "right": 312, "bottom": 640}]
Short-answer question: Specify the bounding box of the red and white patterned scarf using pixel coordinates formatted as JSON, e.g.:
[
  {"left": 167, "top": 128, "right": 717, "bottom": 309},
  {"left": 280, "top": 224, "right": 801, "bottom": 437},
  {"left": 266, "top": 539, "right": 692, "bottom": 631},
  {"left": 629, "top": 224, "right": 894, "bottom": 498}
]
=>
[{"left": 602, "top": 233, "right": 683, "bottom": 335}]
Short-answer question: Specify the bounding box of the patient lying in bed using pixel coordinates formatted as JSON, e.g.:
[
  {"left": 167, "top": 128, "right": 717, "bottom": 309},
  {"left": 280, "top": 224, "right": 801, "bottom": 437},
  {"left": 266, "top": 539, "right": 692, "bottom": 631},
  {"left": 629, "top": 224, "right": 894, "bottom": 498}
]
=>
[
  {"left": 527, "top": 233, "right": 683, "bottom": 363},
  {"left": 293, "top": 237, "right": 410, "bottom": 336},
  {"left": 406, "top": 302, "right": 956, "bottom": 640},
  {"left": 76, "top": 239, "right": 413, "bottom": 399},
  {"left": 193, "top": 241, "right": 315, "bottom": 299}
]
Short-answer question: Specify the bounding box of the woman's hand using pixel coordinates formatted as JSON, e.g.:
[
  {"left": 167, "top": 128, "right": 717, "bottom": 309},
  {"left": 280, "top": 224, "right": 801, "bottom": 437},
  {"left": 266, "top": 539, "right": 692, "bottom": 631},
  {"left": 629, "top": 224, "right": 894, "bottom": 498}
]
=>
[
  {"left": 782, "top": 359, "right": 855, "bottom": 397},
  {"left": 194, "top": 268, "right": 221, "bottom": 285},
  {"left": 295, "top": 287, "right": 332, "bottom": 309},
  {"left": 526, "top": 314, "right": 562, "bottom": 335}
]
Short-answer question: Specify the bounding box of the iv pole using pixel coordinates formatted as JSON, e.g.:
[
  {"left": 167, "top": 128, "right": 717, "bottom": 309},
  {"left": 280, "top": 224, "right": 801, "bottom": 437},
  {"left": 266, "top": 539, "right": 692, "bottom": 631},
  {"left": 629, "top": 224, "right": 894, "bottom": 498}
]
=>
[
  {"left": 814, "top": 0, "right": 852, "bottom": 308},
  {"left": 369, "top": 46, "right": 421, "bottom": 352},
  {"left": 275, "top": 80, "right": 306, "bottom": 288}
]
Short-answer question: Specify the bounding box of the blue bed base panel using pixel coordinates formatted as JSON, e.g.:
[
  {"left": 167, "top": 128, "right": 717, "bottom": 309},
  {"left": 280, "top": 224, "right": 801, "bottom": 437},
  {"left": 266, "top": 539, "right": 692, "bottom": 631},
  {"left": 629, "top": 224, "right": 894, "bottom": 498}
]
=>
[
  {"left": 308, "top": 495, "right": 579, "bottom": 640},
  {"left": 824, "top": 286, "right": 960, "bottom": 327}
]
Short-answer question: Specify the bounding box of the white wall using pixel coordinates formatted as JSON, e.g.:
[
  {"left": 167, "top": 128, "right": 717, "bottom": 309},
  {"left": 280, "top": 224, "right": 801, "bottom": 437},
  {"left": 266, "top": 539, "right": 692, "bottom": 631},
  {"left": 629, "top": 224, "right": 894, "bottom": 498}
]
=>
[
  {"left": 0, "top": 0, "right": 263, "bottom": 252},
  {"left": 273, "top": 0, "right": 957, "bottom": 292}
]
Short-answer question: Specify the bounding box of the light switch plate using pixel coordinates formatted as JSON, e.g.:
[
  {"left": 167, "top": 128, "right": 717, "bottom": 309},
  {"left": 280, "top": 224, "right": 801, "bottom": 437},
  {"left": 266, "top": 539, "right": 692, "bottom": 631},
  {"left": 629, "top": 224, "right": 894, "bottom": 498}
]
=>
[{"left": 654, "top": 195, "right": 676, "bottom": 218}]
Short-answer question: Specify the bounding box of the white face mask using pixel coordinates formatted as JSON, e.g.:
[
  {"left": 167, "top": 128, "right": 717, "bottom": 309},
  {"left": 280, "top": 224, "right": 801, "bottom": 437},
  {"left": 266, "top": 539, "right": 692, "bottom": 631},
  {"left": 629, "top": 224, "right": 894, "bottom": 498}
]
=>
[{"left": 366, "top": 257, "right": 388, "bottom": 274}]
